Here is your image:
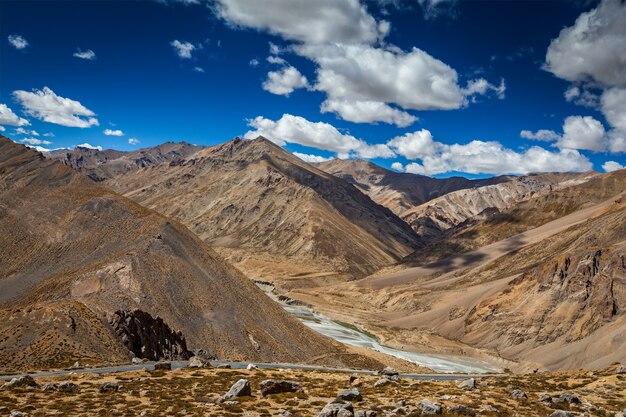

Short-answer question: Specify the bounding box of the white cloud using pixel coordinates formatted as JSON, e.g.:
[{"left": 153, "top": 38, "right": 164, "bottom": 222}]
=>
[
  {"left": 417, "top": 0, "right": 457, "bottom": 19},
  {"left": 0, "top": 103, "right": 30, "bottom": 126},
  {"left": 194, "top": 66, "right": 205, "bottom": 73},
  {"left": 213, "top": 0, "right": 384, "bottom": 45},
  {"left": 463, "top": 78, "right": 506, "bottom": 99},
  {"left": 13, "top": 87, "right": 99, "bottom": 128},
  {"left": 170, "top": 40, "right": 196, "bottom": 58},
  {"left": 244, "top": 113, "right": 394, "bottom": 159},
  {"left": 293, "top": 152, "right": 331, "bottom": 163},
  {"left": 21, "top": 138, "right": 52, "bottom": 146},
  {"left": 267, "top": 55, "right": 286, "bottom": 65},
  {"left": 249, "top": 58, "right": 259, "bottom": 67},
  {"left": 104, "top": 129, "right": 124, "bottom": 136},
  {"left": 43, "top": 132, "right": 55, "bottom": 137},
  {"left": 73, "top": 48, "right": 96, "bottom": 60},
  {"left": 8, "top": 34, "right": 28, "bottom": 50},
  {"left": 545, "top": 0, "right": 626, "bottom": 87},
  {"left": 601, "top": 87, "right": 626, "bottom": 152},
  {"left": 558, "top": 115, "right": 607, "bottom": 151},
  {"left": 391, "top": 161, "right": 404, "bottom": 171},
  {"left": 602, "top": 160, "right": 624, "bottom": 172},
  {"left": 128, "top": 137, "right": 140, "bottom": 145},
  {"left": 399, "top": 137, "right": 592, "bottom": 176},
  {"left": 15, "top": 127, "right": 40, "bottom": 136},
  {"left": 0, "top": 126, "right": 5, "bottom": 132},
  {"left": 262, "top": 66, "right": 308, "bottom": 96},
  {"left": 320, "top": 99, "right": 416, "bottom": 127},
  {"left": 388, "top": 130, "right": 438, "bottom": 159},
  {"left": 76, "top": 143, "right": 103, "bottom": 151},
  {"left": 520, "top": 129, "right": 561, "bottom": 142}
]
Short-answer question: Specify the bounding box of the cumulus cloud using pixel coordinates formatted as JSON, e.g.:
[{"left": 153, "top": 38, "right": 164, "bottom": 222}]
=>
[
  {"left": 293, "top": 152, "right": 331, "bottom": 163},
  {"left": 244, "top": 113, "right": 394, "bottom": 158},
  {"left": 21, "top": 138, "right": 52, "bottom": 146},
  {"left": 262, "top": 66, "right": 308, "bottom": 95},
  {"left": 0, "top": 104, "right": 30, "bottom": 127},
  {"left": 213, "top": 0, "right": 384, "bottom": 45},
  {"left": 170, "top": 40, "right": 196, "bottom": 58},
  {"left": 391, "top": 161, "right": 404, "bottom": 171},
  {"left": 600, "top": 87, "right": 626, "bottom": 152},
  {"left": 76, "top": 143, "right": 103, "bottom": 151},
  {"left": 558, "top": 115, "right": 608, "bottom": 151},
  {"left": 14, "top": 127, "right": 39, "bottom": 136},
  {"left": 13, "top": 87, "right": 99, "bottom": 128},
  {"left": 8, "top": 34, "right": 28, "bottom": 50},
  {"left": 194, "top": 66, "right": 205, "bottom": 73},
  {"left": 104, "top": 129, "right": 124, "bottom": 136},
  {"left": 520, "top": 129, "right": 561, "bottom": 142},
  {"left": 602, "top": 160, "right": 624, "bottom": 172},
  {"left": 73, "top": 48, "right": 96, "bottom": 60},
  {"left": 545, "top": 0, "right": 626, "bottom": 87},
  {"left": 249, "top": 58, "right": 259, "bottom": 67},
  {"left": 397, "top": 136, "right": 592, "bottom": 176},
  {"left": 214, "top": 0, "right": 503, "bottom": 126},
  {"left": 128, "top": 137, "right": 140, "bottom": 145},
  {"left": 388, "top": 130, "right": 438, "bottom": 159},
  {"left": 320, "top": 99, "right": 416, "bottom": 127}
]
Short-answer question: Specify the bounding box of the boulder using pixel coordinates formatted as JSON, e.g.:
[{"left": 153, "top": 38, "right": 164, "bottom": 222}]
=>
[
  {"left": 99, "top": 382, "right": 121, "bottom": 393},
  {"left": 354, "top": 411, "right": 377, "bottom": 417},
  {"left": 416, "top": 400, "right": 442, "bottom": 415},
  {"left": 246, "top": 363, "right": 258, "bottom": 370},
  {"left": 457, "top": 378, "right": 476, "bottom": 389},
  {"left": 447, "top": 404, "right": 476, "bottom": 416},
  {"left": 188, "top": 356, "right": 210, "bottom": 368},
  {"left": 511, "top": 389, "right": 527, "bottom": 400},
  {"left": 9, "top": 412, "right": 27, "bottom": 417},
  {"left": 553, "top": 393, "right": 581, "bottom": 404},
  {"left": 373, "top": 377, "right": 395, "bottom": 387},
  {"left": 379, "top": 367, "right": 399, "bottom": 377},
  {"left": 337, "top": 388, "right": 362, "bottom": 402},
  {"left": 5, "top": 375, "right": 38, "bottom": 389},
  {"left": 223, "top": 379, "right": 251, "bottom": 399},
  {"left": 549, "top": 411, "right": 576, "bottom": 417},
  {"left": 154, "top": 361, "right": 171, "bottom": 371},
  {"left": 217, "top": 364, "right": 232, "bottom": 369},
  {"left": 616, "top": 365, "right": 626, "bottom": 374},
  {"left": 41, "top": 382, "right": 80, "bottom": 393},
  {"left": 260, "top": 380, "right": 300, "bottom": 396},
  {"left": 132, "top": 357, "right": 146, "bottom": 365},
  {"left": 317, "top": 400, "right": 354, "bottom": 417}
]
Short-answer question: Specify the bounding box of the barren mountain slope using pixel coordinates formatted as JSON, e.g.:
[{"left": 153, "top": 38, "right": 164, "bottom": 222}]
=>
[
  {"left": 0, "top": 136, "right": 378, "bottom": 371},
  {"left": 316, "top": 159, "right": 504, "bottom": 218},
  {"left": 403, "top": 169, "right": 623, "bottom": 266},
  {"left": 48, "top": 141, "right": 204, "bottom": 182},
  {"left": 291, "top": 182, "right": 626, "bottom": 370},
  {"left": 403, "top": 172, "right": 597, "bottom": 239},
  {"left": 103, "top": 137, "right": 422, "bottom": 282}
]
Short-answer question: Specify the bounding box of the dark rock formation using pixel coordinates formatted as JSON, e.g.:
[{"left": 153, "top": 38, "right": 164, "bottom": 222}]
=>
[{"left": 110, "top": 310, "right": 192, "bottom": 361}]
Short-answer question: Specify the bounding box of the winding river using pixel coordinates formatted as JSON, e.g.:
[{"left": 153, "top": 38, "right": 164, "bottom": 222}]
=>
[{"left": 281, "top": 302, "right": 499, "bottom": 374}]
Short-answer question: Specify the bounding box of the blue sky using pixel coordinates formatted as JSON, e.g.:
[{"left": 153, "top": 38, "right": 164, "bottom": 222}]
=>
[{"left": 1, "top": 0, "right": 625, "bottom": 177}]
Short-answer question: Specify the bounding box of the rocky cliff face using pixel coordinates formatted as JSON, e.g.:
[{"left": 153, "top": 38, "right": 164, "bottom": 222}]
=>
[{"left": 110, "top": 310, "right": 192, "bottom": 361}]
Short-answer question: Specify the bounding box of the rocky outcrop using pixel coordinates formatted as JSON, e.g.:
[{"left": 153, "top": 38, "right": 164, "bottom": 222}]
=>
[
  {"left": 260, "top": 380, "right": 301, "bottom": 396},
  {"left": 110, "top": 310, "right": 192, "bottom": 361}
]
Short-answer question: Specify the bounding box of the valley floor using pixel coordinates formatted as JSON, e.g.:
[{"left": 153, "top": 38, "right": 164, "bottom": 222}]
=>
[{"left": 1, "top": 364, "right": 624, "bottom": 416}]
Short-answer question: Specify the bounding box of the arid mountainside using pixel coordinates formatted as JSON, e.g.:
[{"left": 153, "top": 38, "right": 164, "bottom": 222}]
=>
[
  {"left": 48, "top": 141, "right": 204, "bottom": 182},
  {"left": 403, "top": 172, "right": 597, "bottom": 239},
  {"left": 404, "top": 169, "right": 624, "bottom": 266},
  {"left": 0, "top": 136, "right": 379, "bottom": 371},
  {"left": 316, "top": 158, "right": 502, "bottom": 219},
  {"left": 291, "top": 174, "right": 626, "bottom": 370},
  {"left": 98, "top": 137, "right": 422, "bottom": 283}
]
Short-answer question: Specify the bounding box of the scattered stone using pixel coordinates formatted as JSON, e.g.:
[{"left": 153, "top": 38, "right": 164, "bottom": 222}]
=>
[
  {"left": 246, "top": 363, "right": 258, "bottom": 370},
  {"left": 395, "top": 400, "right": 406, "bottom": 407},
  {"left": 549, "top": 411, "right": 576, "bottom": 417},
  {"left": 337, "top": 388, "right": 362, "bottom": 402},
  {"left": 9, "top": 412, "right": 27, "bottom": 417},
  {"left": 188, "top": 356, "right": 210, "bottom": 368},
  {"left": 132, "top": 357, "right": 146, "bottom": 365},
  {"left": 278, "top": 409, "right": 294, "bottom": 417},
  {"left": 72, "top": 361, "right": 82, "bottom": 369},
  {"left": 616, "top": 365, "right": 626, "bottom": 374},
  {"left": 259, "top": 380, "right": 300, "bottom": 396},
  {"left": 355, "top": 411, "right": 377, "bottom": 417},
  {"left": 379, "top": 367, "right": 399, "bottom": 377},
  {"left": 4, "top": 375, "right": 38, "bottom": 389},
  {"left": 478, "top": 405, "right": 498, "bottom": 413},
  {"left": 223, "top": 379, "right": 251, "bottom": 399},
  {"left": 99, "top": 382, "right": 121, "bottom": 393},
  {"left": 217, "top": 364, "right": 232, "bottom": 369},
  {"left": 511, "top": 389, "right": 527, "bottom": 400},
  {"left": 553, "top": 393, "right": 581, "bottom": 404},
  {"left": 154, "top": 361, "right": 171, "bottom": 371},
  {"left": 457, "top": 378, "right": 476, "bottom": 389},
  {"left": 41, "top": 382, "right": 80, "bottom": 393},
  {"left": 416, "top": 400, "right": 442, "bottom": 415},
  {"left": 447, "top": 404, "right": 476, "bottom": 416},
  {"left": 317, "top": 399, "right": 354, "bottom": 417},
  {"left": 373, "top": 377, "right": 395, "bottom": 387},
  {"left": 540, "top": 394, "right": 553, "bottom": 404}
]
